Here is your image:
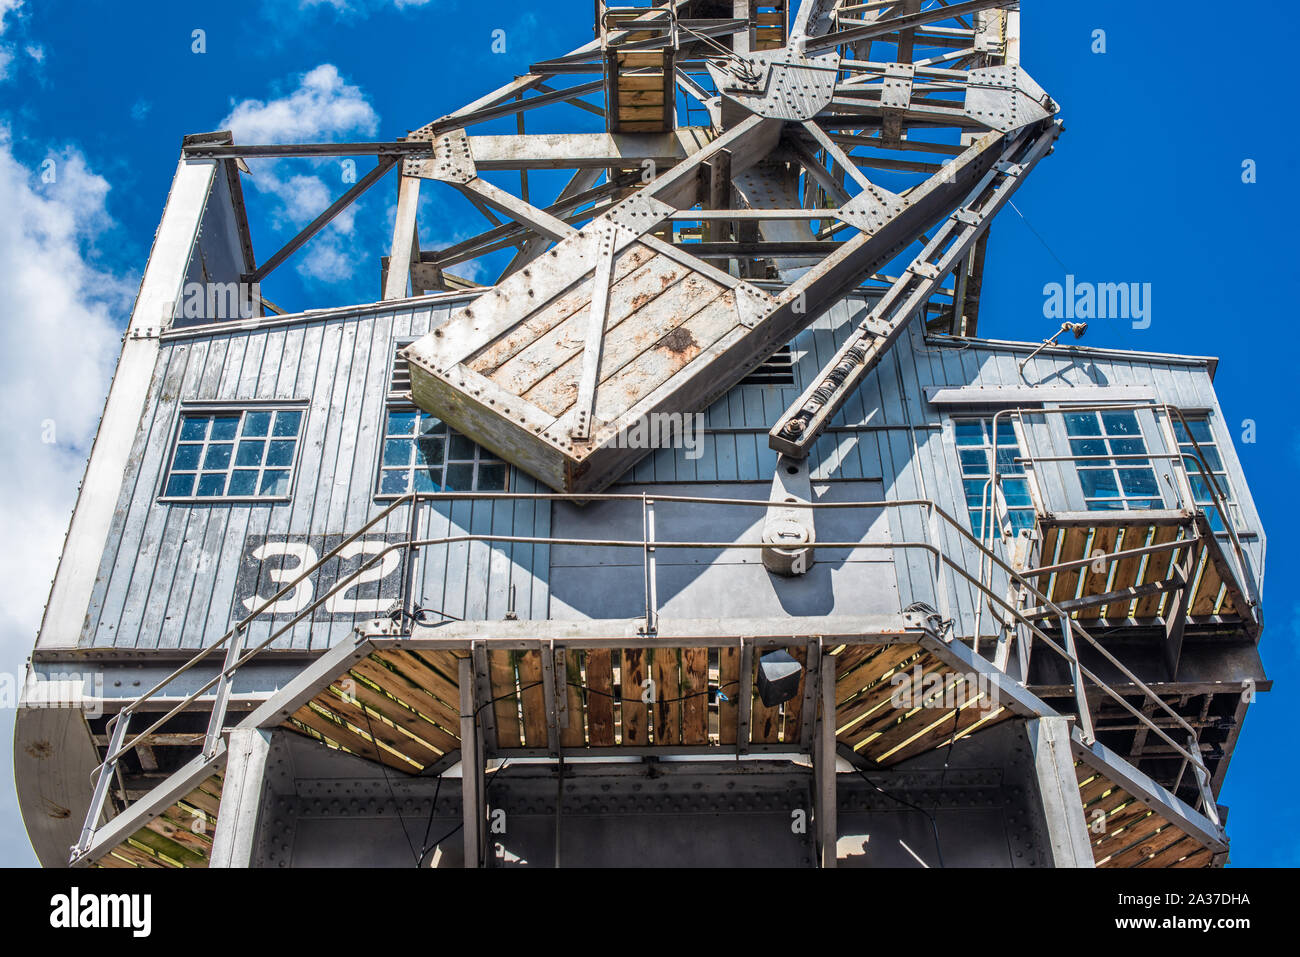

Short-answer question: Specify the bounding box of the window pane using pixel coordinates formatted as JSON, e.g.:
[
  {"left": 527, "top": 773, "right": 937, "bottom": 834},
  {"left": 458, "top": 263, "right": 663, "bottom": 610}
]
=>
[
  {"left": 387, "top": 410, "right": 417, "bottom": 436},
  {"left": 179, "top": 417, "right": 209, "bottom": 442},
  {"left": 445, "top": 463, "right": 474, "bottom": 489},
  {"left": 1002, "top": 479, "right": 1032, "bottom": 509},
  {"left": 995, "top": 448, "right": 1023, "bottom": 473},
  {"left": 954, "top": 420, "right": 985, "bottom": 447},
  {"left": 228, "top": 470, "right": 259, "bottom": 496},
  {"left": 165, "top": 473, "right": 195, "bottom": 497},
  {"left": 994, "top": 422, "right": 1017, "bottom": 446},
  {"left": 242, "top": 411, "right": 271, "bottom": 437},
  {"left": 197, "top": 473, "right": 227, "bottom": 497},
  {"left": 448, "top": 434, "right": 476, "bottom": 461},
  {"left": 172, "top": 444, "right": 202, "bottom": 471},
  {"left": 380, "top": 469, "right": 410, "bottom": 495},
  {"left": 273, "top": 410, "right": 303, "bottom": 438},
  {"left": 1118, "top": 468, "right": 1159, "bottom": 497},
  {"left": 1009, "top": 511, "right": 1036, "bottom": 534},
  {"left": 1069, "top": 438, "right": 1107, "bottom": 458},
  {"left": 1187, "top": 419, "right": 1213, "bottom": 444},
  {"left": 1110, "top": 438, "right": 1146, "bottom": 457},
  {"left": 210, "top": 416, "right": 240, "bottom": 441},
  {"left": 413, "top": 468, "right": 440, "bottom": 493},
  {"left": 417, "top": 414, "right": 444, "bottom": 437},
  {"left": 1064, "top": 413, "right": 1100, "bottom": 437},
  {"left": 265, "top": 440, "right": 296, "bottom": 468},
  {"left": 203, "top": 443, "right": 233, "bottom": 470},
  {"left": 259, "top": 470, "right": 291, "bottom": 496},
  {"left": 478, "top": 464, "right": 507, "bottom": 490},
  {"left": 383, "top": 439, "right": 413, "bottom": 467},
  {"left": 1192, "top": 446, "right": 1224, "bottom": 473},
  {"left": 235, "top": 441, "right": 265, "bottom": 467},
  {"left": 415, "top": 435, "right": 445, "bottom": 467},
  {"left": 1101, "top": 410, "right": 1140, "bottom": 437},
  {"left": 958, "top": 449, "right": 988, "bottom": 475},
  {"left": 1080, "top": 469, "right": 1119, "bottom": 498}
]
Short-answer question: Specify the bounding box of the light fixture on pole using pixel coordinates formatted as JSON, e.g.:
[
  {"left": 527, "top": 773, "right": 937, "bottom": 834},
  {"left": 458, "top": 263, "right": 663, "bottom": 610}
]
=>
[{"left": 1018, "top": 321, "right": 1087, "bottom": 372}]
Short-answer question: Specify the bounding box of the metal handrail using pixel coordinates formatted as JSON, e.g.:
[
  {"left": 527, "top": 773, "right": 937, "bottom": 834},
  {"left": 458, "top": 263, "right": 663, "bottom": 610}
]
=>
[{"left": 74, "top": 490, "right": 1224, "bottom": 859}]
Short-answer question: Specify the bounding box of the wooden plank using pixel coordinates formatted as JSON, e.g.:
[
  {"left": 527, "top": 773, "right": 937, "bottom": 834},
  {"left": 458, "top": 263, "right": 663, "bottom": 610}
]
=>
[
  {"left": 835, "top": 643, "right": 921, "bottom": 708},
  {"left": 1050, "top": 526, "right": 1090, "bottom": 605},
  {"left": 585, "top": 650, "right": 617, "bottom": 746},
  {"left": 648, "top": 648, "right": 678, "bottom": 745},
  {"left": 718, "top": 646, "right": 740, "bottom": 745},
  {"left": 561, "top": 650, "right": 587, "bottom": 747},
  {"left": 334, "top": 677, "right": 459, "bottom": 754},
  {"left": 1190, "top": 553, "right": 1222, "bottom": 617},
  {"left": 1035, "top": 525, "right": 1060, "bottom": 592},
  {"left": 1076, "top": 526, "right": 1117, "bottom": 621},
  {"left": 319, "top": 687, "right": 444, "bottom": 767},
  {"left": 681, "top": 647, "right": 709, "bottom": 745},
  {"left": 1103, "top": 824, "right": 1185, "bottom": 868},
  {"left": 488, "top": 650, "right": 522, "bottom": 748},
  {"left": 620, "top": 649, "right": 648, "bottom": 744},
  {"left": 178, "top": 783, "right": 222, "bottom": 819},
  {"left": 880, "top": 702, "right": 1005, "bottom": 766},
  {"left": 1171, "top": 848, "right": 1214, "bottom": 868},
  {"left": 1134, "top": 526, "right": 1180, "bottom": 618},
  {"left": 517, "top": 650, "right": 548, "bottom": 748},
  {"left": 374, "top": 650, "right": 460, "bottom": 711},
  {"left": 522, "top": 270, "right": 728, "bottom": 417},
  {"left": 351, "top": 656, "right": 461, "bottom": 734},
  {"left": 473, "top": 244, "right": 661, "bottom": 381},
  {"left": 1103, "top": 524, "right": 1148, "bottom": 619},
  {"left": 1137, "top": 834, "right": 1201, "bottom": 868},
  {"left": 290, "top": 704, "right": 421, "bottom": 773}
]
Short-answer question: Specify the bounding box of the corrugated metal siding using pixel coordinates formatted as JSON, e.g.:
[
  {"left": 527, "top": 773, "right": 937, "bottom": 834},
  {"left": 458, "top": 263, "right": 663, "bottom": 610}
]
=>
[{"left": 81, "top": 292, "right": 1265, "bottom": 651}]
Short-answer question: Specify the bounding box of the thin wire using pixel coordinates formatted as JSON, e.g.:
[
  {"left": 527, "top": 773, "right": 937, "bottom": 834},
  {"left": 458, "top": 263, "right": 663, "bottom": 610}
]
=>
[
  {"left": 851, "top": 764, "right": 946, "bottom": 869},
  {"left": 359, "top": 704, "right": 422, "bottom": 867},
  {"left": 1008, "top": 199, "right": 1070, "bottom": 273}
]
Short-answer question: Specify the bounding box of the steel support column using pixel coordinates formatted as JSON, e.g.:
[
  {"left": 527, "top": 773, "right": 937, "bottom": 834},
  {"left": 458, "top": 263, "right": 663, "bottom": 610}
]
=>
[
  {"left": 1026, "top": 717, "right": 1093, "bottom": 868},
  {"left": 209, "top": 728, "right": 274, "bottom": 868}
]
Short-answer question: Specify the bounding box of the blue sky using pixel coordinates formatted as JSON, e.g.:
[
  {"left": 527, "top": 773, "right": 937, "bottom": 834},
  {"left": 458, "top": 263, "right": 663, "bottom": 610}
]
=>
[{"left": 0, "top": 0, "right": 1295, "bottom": 866}]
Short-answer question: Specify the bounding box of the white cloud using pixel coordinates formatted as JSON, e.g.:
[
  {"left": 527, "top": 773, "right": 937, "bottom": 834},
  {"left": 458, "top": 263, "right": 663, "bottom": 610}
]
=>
[
  {"left": 0, "top": 0, "right": 23, "bottom": 81},
  {"left": 222, "top": 65, "right": 379, "bottom": 284},
  {"left": 0, "top": 130, "right": 131, "bottom": 791}
]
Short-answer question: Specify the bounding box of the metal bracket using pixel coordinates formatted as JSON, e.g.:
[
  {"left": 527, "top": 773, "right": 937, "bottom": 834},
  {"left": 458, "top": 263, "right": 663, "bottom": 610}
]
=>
[
  {"left": 420, "top": 128, "right": 476, "bottom": 183},
  {"left": 602, "top": 191, "right": 674, "bottom": 235},
  {"left": 734, "top": 282, "right": 775, "bottom": 329},
  {"left": 762, "top": 454, "right": 816, "bottom": 576}
]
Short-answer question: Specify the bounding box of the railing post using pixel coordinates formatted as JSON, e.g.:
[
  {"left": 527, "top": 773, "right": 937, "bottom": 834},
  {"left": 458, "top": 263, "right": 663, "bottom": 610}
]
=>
[
  {"left": 1059, "top": 614, "right": 1095, "bottom": 745},
  {"left": 1190, "top": 734, "right": 1221, "bottom": 829},
  {"left": 203, "top": 623, "right": 246, "bottom": 759},
  {"left": 641, "top": 494, "right": 657, "bottom": 635},
  {"left": 402, "top": 493, "right": 421, "bottom": 625},
  {"left": 926, "top": 502, "right": 953, "bottom": 635},
  {"left": 73, "top": 710, "right": 131, "bottom": 861}
]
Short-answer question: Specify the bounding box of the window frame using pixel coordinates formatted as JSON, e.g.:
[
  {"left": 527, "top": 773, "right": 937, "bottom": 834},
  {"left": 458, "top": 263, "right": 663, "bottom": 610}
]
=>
[
  {"left": 950, "top": 413, "right": 1042, "bottom": 540},
  {"left": 374, "top": 401, "right": 511, "bottom": 500},
  {"left": 1060, "top": 406, "right": 1166, "bottom": 513},
  {"left": 158, "top": 401, "right": 309, "bottom": 504},
  {"left": 1172, "top": 412, "right": 1242, "bottom": 533}
]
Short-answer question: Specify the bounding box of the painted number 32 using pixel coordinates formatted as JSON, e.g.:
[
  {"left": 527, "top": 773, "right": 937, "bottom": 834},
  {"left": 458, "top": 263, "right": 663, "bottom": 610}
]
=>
[{"left": 242, "top": 539, "right": 402, "bottom": 616}]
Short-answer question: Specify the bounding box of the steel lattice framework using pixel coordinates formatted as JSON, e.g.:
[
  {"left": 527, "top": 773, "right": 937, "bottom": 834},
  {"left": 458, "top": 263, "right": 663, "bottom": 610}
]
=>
[{"left": 184, "top": 0, "right": 1060, "bottom": 493}]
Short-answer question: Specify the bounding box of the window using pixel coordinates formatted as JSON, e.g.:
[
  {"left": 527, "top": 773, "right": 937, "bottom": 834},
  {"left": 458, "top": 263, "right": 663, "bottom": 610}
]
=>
[
  {"left": 163, "top": 407, "right": 304, "bottom": 500},
  {"left": 377, "top": 408, "right": 509, "bottom": 496},
  {"left": 1063, "top": 409, "right": 1162, "bottom": 511},
  {"left": 1173, "top": 416, "right": 1238, "bottom": 532},
  {"left": 954, "top": 417, "right": 1035, "bottom": 538}
]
